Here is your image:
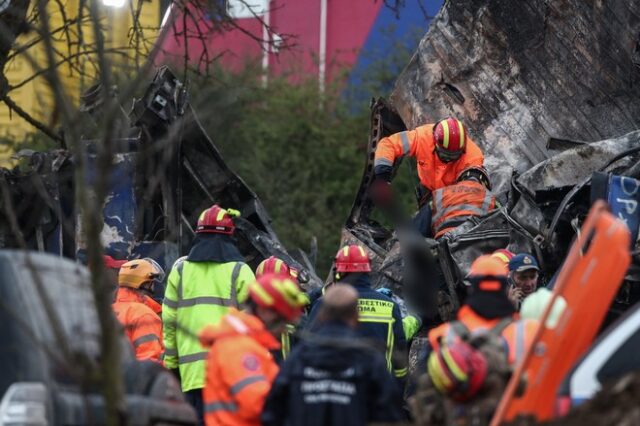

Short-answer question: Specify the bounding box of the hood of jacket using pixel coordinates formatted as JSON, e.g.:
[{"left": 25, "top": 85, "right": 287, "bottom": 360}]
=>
[
  {"left": 114, "top": 287, "right": 162, "bottom": 314},
  {"left": 187, "top": 233, "right": 245, "bottom": 263},
  {"left": 298, "top": 321, "right": 374, "bottom": 371},
  {"left": 199, "top": 308, "right": 280, "bottom": 350}
]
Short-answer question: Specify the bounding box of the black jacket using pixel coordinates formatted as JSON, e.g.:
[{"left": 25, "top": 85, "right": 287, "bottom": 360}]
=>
[
  {"left": 261, "top": 321, "right": 405, "bottom": 426},
  {"left": 306, "top": 274, "right": 408, "bottom": 379}
]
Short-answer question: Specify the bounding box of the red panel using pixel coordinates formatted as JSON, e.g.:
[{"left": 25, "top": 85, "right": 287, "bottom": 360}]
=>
[{"left": 155, "top": 1, "right": 383, "bottom": 83}]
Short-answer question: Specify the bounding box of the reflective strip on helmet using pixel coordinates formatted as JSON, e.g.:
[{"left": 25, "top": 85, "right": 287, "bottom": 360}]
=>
[
  {"left": 374, "top": 158, "right": 393, "bottom": 168},
  {"left": 204, "top": 401, "right": 238, "bottom": 413},
  {"left": 230, "top": 375, "right": 267, "bottom": 395},
  {"left": 441, "top": 346, "right": 468, "bottom": 382},
  {"left": 179, "top": 351, "right": 209, "bottom": 364},
  {"left": 163, "top": 297, "right": 178, "bottom": 309},
  {"left": 177, "top": 296, "right": 235, "bottom": 308},
  {"left": 441, "top": 120, "right": 450, "bottom": 148},
  {"left": 456, "top": 119, "right": 465, "bottom": 149},
  {"left": 357, "top": 246, "right": 366, "bottom": 257},
  {"left": 251, "top": 282, "right": 275, "bottom": 305},
  {"left": 216, "top": 208, "right": 227, "bottom": 221},
  {"left": 399, "top": 131, "right": 410, "bottom": 155},
  {"left": 133, "top": 333, "right": 160, "bottom": 348},
  {"left": 428, "top": 353, "right": 452, "bottom": 392}
]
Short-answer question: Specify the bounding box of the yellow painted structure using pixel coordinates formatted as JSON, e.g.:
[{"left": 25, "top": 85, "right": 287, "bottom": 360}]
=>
[{"left": 0, "top": 0, "right": 161, "bottom": 150}]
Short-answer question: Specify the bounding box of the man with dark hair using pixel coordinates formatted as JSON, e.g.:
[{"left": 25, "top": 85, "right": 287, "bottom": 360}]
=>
[{"left": 262, "top": 284, "right": 405, "bottom": 426}]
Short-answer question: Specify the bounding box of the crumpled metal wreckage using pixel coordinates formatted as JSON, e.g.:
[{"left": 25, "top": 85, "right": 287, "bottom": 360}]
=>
[{"left": 0, "top": 67, "right": 322, "bottom": 292}]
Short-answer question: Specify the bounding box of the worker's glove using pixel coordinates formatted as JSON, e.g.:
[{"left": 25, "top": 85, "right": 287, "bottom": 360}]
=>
[{"left": 370, "top": 178, "right": 393, "bottom": 207}]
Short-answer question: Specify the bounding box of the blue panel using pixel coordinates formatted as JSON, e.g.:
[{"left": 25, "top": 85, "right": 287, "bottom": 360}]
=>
[
  {"left": 346, "top": 0, "right": 443, "bottom": 107},
  {"left": 607, "top": 175, "right": 640, "bottom": 247},
  {"left": 78, "top": 152, "right": 138, "bottom": 261}
]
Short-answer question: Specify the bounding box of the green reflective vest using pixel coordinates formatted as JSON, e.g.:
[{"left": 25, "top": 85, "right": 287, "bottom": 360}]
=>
[{"left": 162, "top": 259, "right": 255, "bottom": 392}]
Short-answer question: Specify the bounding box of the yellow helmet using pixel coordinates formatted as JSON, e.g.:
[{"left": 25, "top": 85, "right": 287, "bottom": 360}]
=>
[{"left": 118, "top": 258, "right": 164, "bottom": 289}]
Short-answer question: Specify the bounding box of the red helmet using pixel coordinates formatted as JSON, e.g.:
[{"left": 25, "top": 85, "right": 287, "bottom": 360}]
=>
[
  {"left": 335, "top": 245, "right": 371, "bottom": 273},
  {"left": 491, "top": 249, "right": 515, "bottom": 266},
  {"left": 256, "top": 256, "right": 298, "bottom": 282},
  {"left": 196, "top": 205, "right": 238, "bottom": 234},
  {"left": 248, "top": 274, "right": 307, "bottom": 322},
  {"left": 434, "top": 118, "right": 467, "bottom": 162},
  {"left": 427, "top": 340, "right": 488, "bottom": 402}
]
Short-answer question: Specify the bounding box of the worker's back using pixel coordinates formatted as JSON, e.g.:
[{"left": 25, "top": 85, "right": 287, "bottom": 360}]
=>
[{"left": 162, "top": 259, "right": 254, "bottom": 392}]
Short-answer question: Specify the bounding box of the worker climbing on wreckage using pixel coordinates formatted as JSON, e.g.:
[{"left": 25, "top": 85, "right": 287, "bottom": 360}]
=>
[
  {"left": 162, "top": 204, "right": 256, "bottom": 424},
  {"left": 112, "top": 258, "right": 165, "bottom": 362},
  {"left": 371, "top": 117, "right": 484, "bottom": 236},
  {"left": 199, "top": 273, "right": 307, "bottom": 426},
  {"left": 306, "top": 244, "right": 409, "bottom": 384}
]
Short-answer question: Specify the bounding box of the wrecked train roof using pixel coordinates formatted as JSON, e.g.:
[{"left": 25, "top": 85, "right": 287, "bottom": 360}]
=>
[{"left": 391, "top": 0, "right": 640, "bottom": 192}]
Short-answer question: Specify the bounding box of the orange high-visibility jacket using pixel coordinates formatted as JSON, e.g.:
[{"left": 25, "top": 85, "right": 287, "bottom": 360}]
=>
[
  {"left": 428, "top": 307, "right": 534, "bottom": 366},
  {"left": 428, "top": 306, "right": 506, "bottom": 352},
  {"left": 431, "top": 180, "right": 496, "bottom": 238},
  {"left": 501, "top": 319, "right": 539, "bottom": 365},
  {"left": 374, "top": 124, "right": 484, "bottom": 192},
  {"left": 200, "top": 309, "right": 280, "bottom": 426},
  {"left": 112, "top": 287, "right": 164, "bottom": 361}
]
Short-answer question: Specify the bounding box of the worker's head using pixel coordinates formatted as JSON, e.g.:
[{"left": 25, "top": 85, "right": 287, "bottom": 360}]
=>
[
  {"left": 318, "top": 284, "right": 359, "bottom": 328},
  {"left": 428, "top": 340, "right": 488, "bottom": 402},
  {"left": 520, "top": 288, "right": 567, "bottom": 329},
  {"left": 490, "top": 249, "right": 515, "bottom": 267},
  {"left": 256, "top": 256, "right": 304, "bottom": 284},
  {"left": 118, "top": 258, "right": 165, "bottom": 296},
  {"left": 195, "top": 204, "right": 240, "bottom": 235},
  {"left": 334, "top": 244, "right": 371, "bottom": 281},
  {"left": 466, "top": 255, "right": 515, "bottom": 318},
  {"left": 508, "top": 253, "right": 540, "bottom": 297},
  {"left": 246, "top": 274, "right": 307, "bottom": 336},
  {"left": 434, "top": 118, "right": 467, "bottom": 163},
  {"left": 457, "top": 166, "right": 492, "bottom": 190}
]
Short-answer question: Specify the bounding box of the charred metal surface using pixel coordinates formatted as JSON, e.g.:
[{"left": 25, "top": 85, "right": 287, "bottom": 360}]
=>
[{"left": 391, "top": 0, "right": 640, "bottom": 193}]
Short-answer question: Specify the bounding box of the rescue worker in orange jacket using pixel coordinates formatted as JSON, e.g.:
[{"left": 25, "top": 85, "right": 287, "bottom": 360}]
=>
[
  {"left": 371, "top": 118, "right": 484, "bottom": 236},
  {"left": 426, "top": 255, "right": 534, "bottom": 365},
  {"left": 431, "top": 166, "right": 496, "bottom": 239},
  {"left": 199, "top": 274, "right": 307, "bottom": 426},
  {"left": 112, "top": 258, "right": 165, "bottom": 361}
]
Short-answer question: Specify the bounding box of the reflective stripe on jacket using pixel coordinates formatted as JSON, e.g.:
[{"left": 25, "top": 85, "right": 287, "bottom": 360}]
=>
[
  {"left": 431, "top": 181, "right": 496, "bottom": 238},
  {"left": 427, "top": 306, "right": 508, "bottom": 351},
  {"left": 200, "top": 309, "right": 280, "bottom": 426},
  {"left": 306, "top": 275, "right": 408, "bottom": 379},
  {"left": 501, "top": 319, "right": 539, "bottom": 364},
  {"left": 374, "top": 124, "right": 484, "bottom": 192},
  {"left": 162, "top": 259, "right": 255, "bottom": 392},
  {"left": 112, "top": 287, "right": 163, "bottom": 361}
]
